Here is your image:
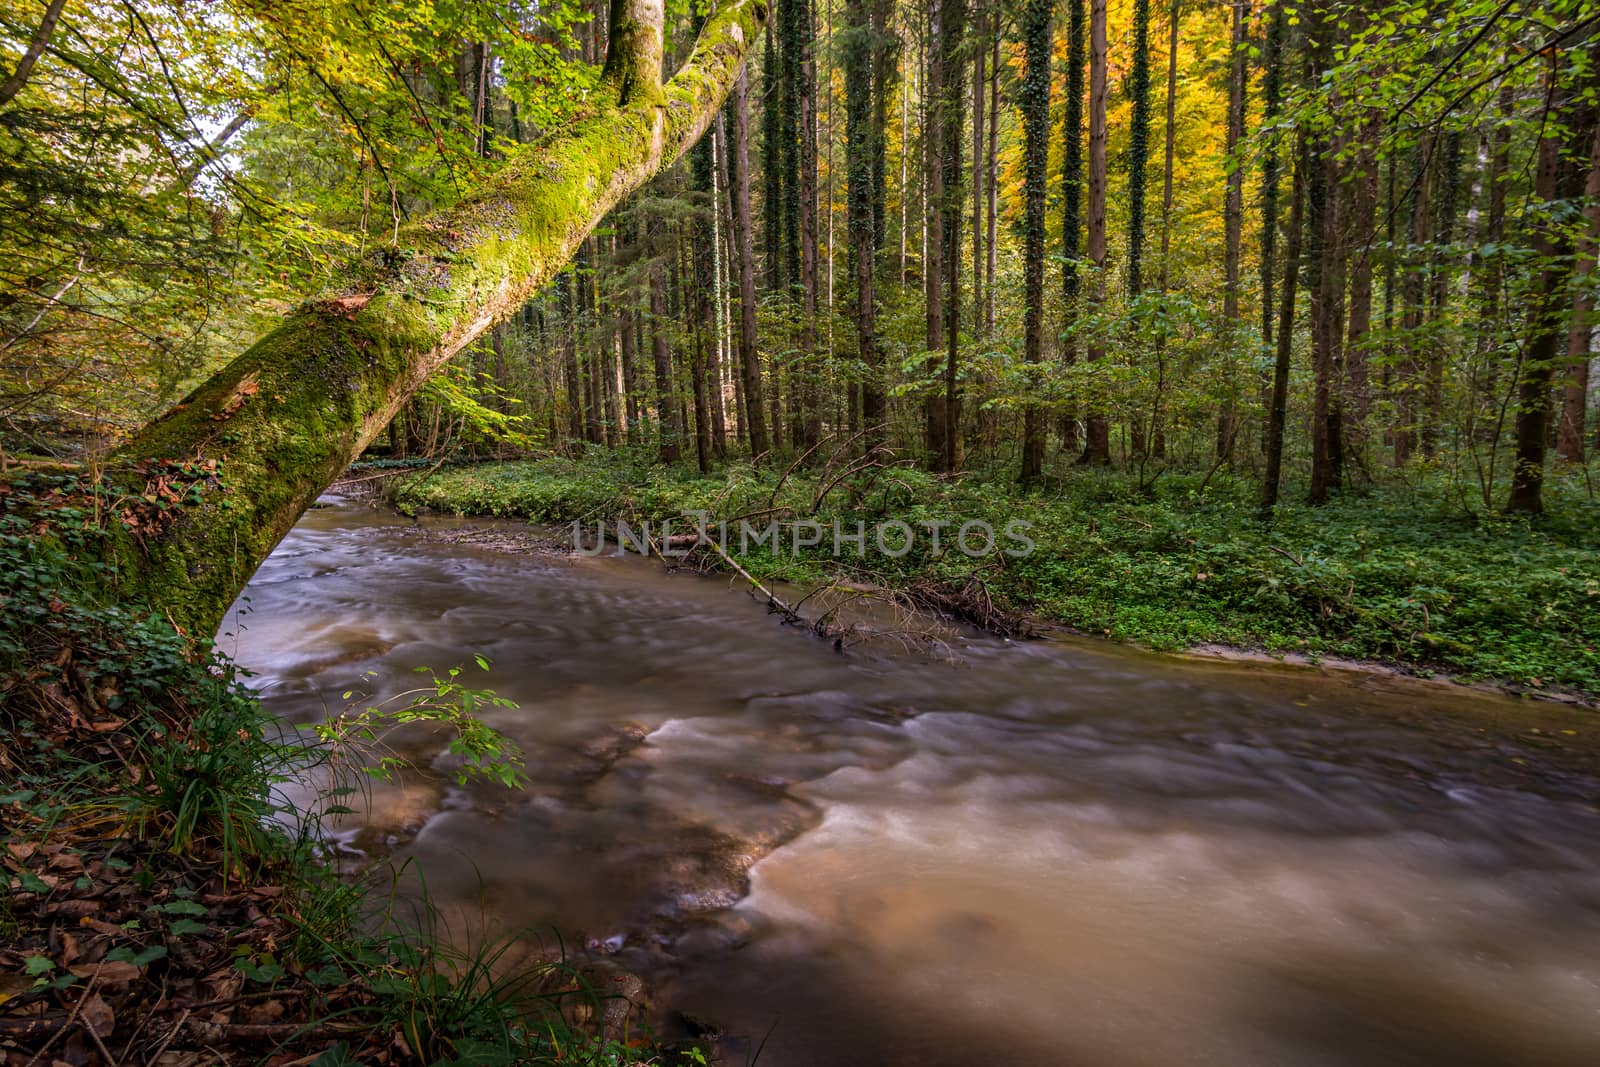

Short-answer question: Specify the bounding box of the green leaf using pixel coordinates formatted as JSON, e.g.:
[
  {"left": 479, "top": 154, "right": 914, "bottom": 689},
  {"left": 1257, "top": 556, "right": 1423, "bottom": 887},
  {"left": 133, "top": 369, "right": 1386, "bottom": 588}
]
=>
[
  {"left": 14, "top": 871, "right": 50, "bottom": 893},
  {"left": 156, "top": 899, "right": 208, "bottom": 916}
]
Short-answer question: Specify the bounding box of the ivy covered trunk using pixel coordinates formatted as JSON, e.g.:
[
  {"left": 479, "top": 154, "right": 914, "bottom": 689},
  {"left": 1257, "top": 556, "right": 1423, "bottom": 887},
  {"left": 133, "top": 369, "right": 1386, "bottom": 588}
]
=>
[{"left": 107, "top": 0, "right": 767, "bottom": 637}]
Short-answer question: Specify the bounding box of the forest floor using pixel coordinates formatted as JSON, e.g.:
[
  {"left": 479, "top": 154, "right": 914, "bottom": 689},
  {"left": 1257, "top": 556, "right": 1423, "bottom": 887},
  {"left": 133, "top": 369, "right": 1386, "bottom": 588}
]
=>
[
  {"left": 0, "top": 470, "right": 692, "bottom": 1066},
  {"left": 387, "top": 449, "right": 1600, "bottom": 703}
]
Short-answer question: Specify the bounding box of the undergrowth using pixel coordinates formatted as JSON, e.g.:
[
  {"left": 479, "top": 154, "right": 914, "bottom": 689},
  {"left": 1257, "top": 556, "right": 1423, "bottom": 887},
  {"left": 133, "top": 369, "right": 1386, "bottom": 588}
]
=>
[{"left": 390, "top": 450, "right": 1600, "bottom": 697}]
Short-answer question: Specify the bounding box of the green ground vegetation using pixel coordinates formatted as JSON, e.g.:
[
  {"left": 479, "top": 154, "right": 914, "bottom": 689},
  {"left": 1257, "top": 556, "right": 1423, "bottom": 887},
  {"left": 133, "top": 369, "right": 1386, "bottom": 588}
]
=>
[{"left": 390, "top": 451, "right": 1600, "bottom": 698}]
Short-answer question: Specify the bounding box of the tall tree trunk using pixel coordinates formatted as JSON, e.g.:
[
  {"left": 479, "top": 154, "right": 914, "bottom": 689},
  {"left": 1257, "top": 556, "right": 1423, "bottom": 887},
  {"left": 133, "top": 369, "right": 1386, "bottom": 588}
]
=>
[
  {"left": 690, "top": 136, "right": 722, "bottom": 468},
  {"left": 108, "top": 0, "right": 764, "bottom": 635},
  {"left": 651, "top": 258, "right": 682, "bottom": 463},
  {"left": 923, "top": 0, "right": 947, "bottom": 461},
  {"left": 1395, "top": 136, "right": 1432, "bottom": 465},
  {"left": 1558, "top": 122, "right": 1600, "bottom": 463},
  {"left": 778, "top": 0, "right": 803, "bottom": 291},
  {"left": 871, "top": 0, "right": 896, "bottom": 256},
  {"left": 798, "top": 0, "right": 822, "bottom": 449},
  {"left": 1263, "top": 137, "right": 1306, "bottom": 512},
  {"left": 1216, "top": 0, "right": 1248, "bottom": 463},
  {"left": 846, "top": 0, "right": 884, "bottom": 450},
  {"left": 1344, "top": 115, "right": 1380, "bottom": 447},
  {"left": 1126, "top": 0, "right": 1151, "bottom": 297},
  {"left": 971, "top": 13, "right": 986, "bottom": 340},
  {"left": 1019, "top": 0, "right": 1051, "bottom": 483},
  {"left": 1060, "top": 0, "right": 1086, "bottom": 452},
  {"left": 1079, "top": 0, "right": 1111, "bottom": 465},
  {"left": 1259, "top": 0, "right": 1284, "bottom": 351},
  {"left": 621, "top": 307, "right": 642, "bottom": 445},
  {"left": 1150, "top": 0, "right": 1179, "bottom": 459},
  {"left": 683, "top": 227, "right": 714, "bottom": 473},
  {"left": 1422, "top": 132, "right": 1462, "bottom": 457},
  {"left": 1471, "top": 82, "right": 1514, "bottom": 405},
  {"left": 728, "top": 69, "right": 770, "bottom": 460},
  {"left": 1509, "top": 49, "right": 1593, "bottom": 514},
  {"left": 580, "top": 239, "right": 605, "bottom": 444},
  {"left": 561, "top": 269, "right": 584, "bottom": 449},
  {"left": 707, "top": 117, "right": 730, "bottom": 453},
  {"left": 986, "top": 23, "right": 999, "bottom": 335},
  {"left": 938, "top": 0, "right": 966, "bottom": 473},
  {"left": 763, "top": 17, "right": 785, "bottom": 290},
  {"left": 1306, "top": 0, "right": 1344, "bottom": 503}
]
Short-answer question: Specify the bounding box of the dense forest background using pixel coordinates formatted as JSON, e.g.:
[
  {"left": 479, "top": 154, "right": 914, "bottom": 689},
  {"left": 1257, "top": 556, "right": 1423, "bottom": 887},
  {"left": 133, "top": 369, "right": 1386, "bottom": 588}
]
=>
[{"left": 3, "top": 0, "right": 1598, "bottom": 515}]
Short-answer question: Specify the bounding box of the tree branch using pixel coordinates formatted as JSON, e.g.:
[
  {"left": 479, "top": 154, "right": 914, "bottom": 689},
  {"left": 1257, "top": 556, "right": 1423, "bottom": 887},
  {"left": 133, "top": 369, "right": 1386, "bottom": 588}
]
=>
[{"left": 0, "top": 0, "right": 68, "bottom": 108}]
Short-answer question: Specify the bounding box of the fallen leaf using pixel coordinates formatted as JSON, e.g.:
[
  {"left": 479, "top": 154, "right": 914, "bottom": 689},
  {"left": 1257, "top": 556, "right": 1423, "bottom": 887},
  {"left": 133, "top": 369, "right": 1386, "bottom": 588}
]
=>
[
  {"left": 69, "top": 961, "right": 140, "bottom": 985},
  {"left": 47, "top": 851, "right": 83, "bottom": 874},
  {"left": 44, "top": 900, "right": 98, "bottom": 918},
  {"left": 78, "top": 992, "right": 114, "bottom": 1037},
  {"left": 78, "top": 917, "right": 123, "bottom": 938},
  {"left": 0, "top": 973, "right": 35, "bottom": 1005},
  {"left": 244, "top": 999, "right": 286, "bottom": 1025}
]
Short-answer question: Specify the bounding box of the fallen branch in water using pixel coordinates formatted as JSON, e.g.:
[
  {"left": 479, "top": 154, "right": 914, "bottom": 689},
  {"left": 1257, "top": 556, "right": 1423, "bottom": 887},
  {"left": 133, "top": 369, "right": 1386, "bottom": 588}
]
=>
[{"left": 694, "top": 528, "right": 801, "bottom": 623}]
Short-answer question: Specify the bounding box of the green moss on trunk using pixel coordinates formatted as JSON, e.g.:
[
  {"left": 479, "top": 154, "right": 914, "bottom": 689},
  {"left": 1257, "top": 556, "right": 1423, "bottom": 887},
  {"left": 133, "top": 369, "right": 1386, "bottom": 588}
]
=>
[{"left": 110, "top": 0, "right": 768, "bottom": 638}]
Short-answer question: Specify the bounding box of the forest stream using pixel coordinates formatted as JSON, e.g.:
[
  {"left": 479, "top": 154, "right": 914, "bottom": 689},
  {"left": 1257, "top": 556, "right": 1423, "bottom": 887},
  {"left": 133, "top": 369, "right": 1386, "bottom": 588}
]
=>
[{"left": 221, "top": 493, "right": 1600, "bottom": 1067}]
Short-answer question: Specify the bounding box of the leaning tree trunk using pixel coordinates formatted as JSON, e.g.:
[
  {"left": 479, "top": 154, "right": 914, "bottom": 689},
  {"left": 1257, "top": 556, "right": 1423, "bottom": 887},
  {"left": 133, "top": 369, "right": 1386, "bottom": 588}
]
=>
[{"left": 108, "top": 0, "right": 768, "bottom": 636}]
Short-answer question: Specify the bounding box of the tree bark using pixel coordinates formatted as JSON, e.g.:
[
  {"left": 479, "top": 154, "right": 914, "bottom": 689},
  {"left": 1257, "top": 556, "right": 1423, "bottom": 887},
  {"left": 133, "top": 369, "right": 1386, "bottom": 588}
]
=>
[
  {"left": 0, "top": 0, "right": 68, "bottom": 109},
  {"left": 986, "top": 24, "right": 999, "bottom": 335},
  {"left": 728, "top": 67, "right": 771, "bottom": 461},
  {"left": 923, "top": 0, "right": 946, "bottom": 461},
  {"left": 651, "top": 257, "right": 682, "bottom": 462},
  {"left": 561, "top": 270, "right": 584, "bottom": 448},
  {"left": 1344, "top": 115, "right": 1380, "bottom": 441},
  {"left": 846, "top": 0, "right": 884, "bottom": 451},
  {"left": 1216, "top": 0, "right": 1248, "bottom": 464},
  {"left": 1508, "top": 49, "right": 1593, "bottom": 514},
  {"left": 971, "top": 14, "right": 986, "bottom": 341},
  {"left": 109, "top": 0, "right": 768, "bottom": 635},
  {"left": 1126, "top": 0, "right": 1152, "bottom": 297},
  {"left": 621, "top": 306, "right": 642, "bottom": 445},
  {"left": 798, "top": 0, "right": 822, "bottom": 449},
  {"left": 1558, "top": 122, "right": 1600, "bottom": 463},
  {"left": 1149, "top": 0, "right": 1180, "bottom": 460},
  {"left": 1422, "top": 132, "right": 1462, "bottom": 457},
  {"left": 1079, "top": 0, "right": 1111, "bottom": 465},
  {"left": 1019, "top": 0, "right": 1051, "bottom": 483},
  {"left": 1262, "top": 137, "right": 1306, "bottom": 512},
  {"left": 1394, "top": 135, "right": 1431, "bottom": 465},
  {"left": 1060, "top": 0, "right": 1086, "bottom": 453},
  {"left": 1259, "top": 0, "right": 1283, "bottom": 351},
  {"left": 938, "top": 0, "right": 965, "bottom": 473}
]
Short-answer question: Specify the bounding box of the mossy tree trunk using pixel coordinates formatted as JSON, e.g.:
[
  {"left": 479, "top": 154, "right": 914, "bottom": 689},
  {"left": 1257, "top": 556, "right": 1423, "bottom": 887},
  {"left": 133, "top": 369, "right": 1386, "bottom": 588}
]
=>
[{"left": 110, "top": 0, "right": 768, "bottom": 637}]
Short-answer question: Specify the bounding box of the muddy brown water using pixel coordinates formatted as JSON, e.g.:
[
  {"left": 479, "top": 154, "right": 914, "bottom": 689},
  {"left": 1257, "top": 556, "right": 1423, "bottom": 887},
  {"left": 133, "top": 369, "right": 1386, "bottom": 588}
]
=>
[{"left": 224, "top": 494, "right": 1600, "bottom": 1066}]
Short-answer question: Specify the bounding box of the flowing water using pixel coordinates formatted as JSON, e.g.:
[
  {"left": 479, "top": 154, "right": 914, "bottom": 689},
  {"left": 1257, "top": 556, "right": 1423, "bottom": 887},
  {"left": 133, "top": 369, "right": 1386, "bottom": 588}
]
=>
[{"left": 226, "top": 494, "right": 1600, "bottom": 1066}]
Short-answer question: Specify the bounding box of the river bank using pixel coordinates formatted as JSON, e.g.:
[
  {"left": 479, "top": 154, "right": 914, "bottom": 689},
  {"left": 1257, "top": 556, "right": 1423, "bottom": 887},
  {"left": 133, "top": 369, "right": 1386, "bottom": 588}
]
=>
[
  {"left": 385, "top": 452, "right": 1600, "bottom": 704},
  {"left": 0, "top": 470, "right": 689, "bottom": 1065}
]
